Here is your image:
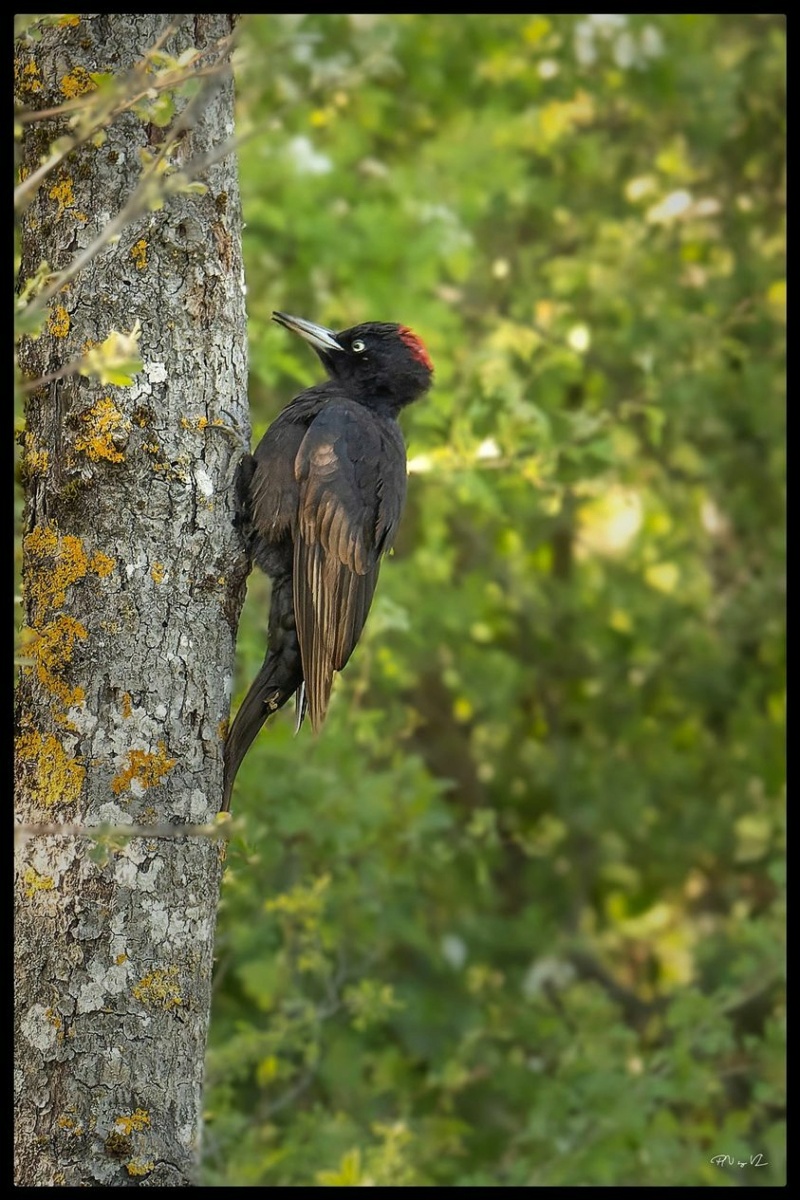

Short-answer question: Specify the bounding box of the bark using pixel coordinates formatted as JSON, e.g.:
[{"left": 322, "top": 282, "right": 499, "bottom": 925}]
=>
[{"left": 14, "top": 15, "right": 248, "bottom": 1186}]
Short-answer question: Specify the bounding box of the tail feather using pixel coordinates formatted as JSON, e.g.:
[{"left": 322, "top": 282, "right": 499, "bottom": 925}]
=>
[
  {"left": 222, "top": 656, "right": 302, "bottom": 811},
  {"left": 294, "top": 681, "right": 307, "bottom": 735},
  {"left": 222, "top": 567, "right": 302, "bottom": 811}
]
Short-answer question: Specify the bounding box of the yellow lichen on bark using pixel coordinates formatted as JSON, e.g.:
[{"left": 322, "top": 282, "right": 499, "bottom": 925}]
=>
[
  {"left": 48, "top": 304, "right": 71, "bottom": 338},
  {"left": 15, "top": 58, "right": 42, "bottom": 97},
  {"left": 114, "top": 1110, "right": 151, "bottom": 1135},
  {"left": 16, "top": 730, "right": 85, "bottom": 807},
  {"left": 23, "top": 431, "right": 50, "bottom": 475},
  {"left": 23, "top": 867, "right": 55, "bottom": 899},
  {"left": 45, "top": 1008, "right": 63, "bottom": 1037},
  {"left": 92, "top": 550, "right": 115, "bottom": 577},
  {"left": 25, "top": 526, "right": 89, "bottom": 623},
  {"left": 74, "top": 396, "right": 130, "bottom": 463},
  {"left": 126, "top": 1160, "right": 155, "bottom": 1177},
  {"left": 56, "top": 1114, "right": 85, "bottom": 1134},
  {"left": 111, "top": 742, "right": 177, "bottom": 796},
  {"left": 130, "top": 239, "right": 148, "bottom": 271},
  {"left": 132, "top": 968, "right": 183, "bottom": 1010},
  {"left": 25, "top": 615, "right": 88, "bottom": 711},
  {"left": 59, "top": 65, "right": 96, "bottom": 98},
  {"left": 49, "top": 177, "right": 76, "bottom": 217},
  {"left": 150, "top": 562, "right": 165, "bottom": 584},
  {"left": 24, "top": 525, "right": 115, "bottom": 625}
]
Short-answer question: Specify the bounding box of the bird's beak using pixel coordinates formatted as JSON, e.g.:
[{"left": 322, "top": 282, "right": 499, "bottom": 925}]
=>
[{"left": 272, "top": 311, "right": 345, "bottom": 355}]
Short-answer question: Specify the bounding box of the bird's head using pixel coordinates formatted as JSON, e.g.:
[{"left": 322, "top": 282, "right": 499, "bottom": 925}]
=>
[{"left": 272, "top": 311, "right": 433, "bottom": 414}]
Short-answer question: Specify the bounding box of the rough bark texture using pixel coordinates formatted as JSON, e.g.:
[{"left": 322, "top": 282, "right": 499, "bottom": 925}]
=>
[{"left": 14, "top": 15, "right": 248, "bottom": 1186}]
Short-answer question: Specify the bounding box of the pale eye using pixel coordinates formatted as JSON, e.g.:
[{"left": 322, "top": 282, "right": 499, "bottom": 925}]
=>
[{"left": 351, "top": 339, "right": 366, "bottom": 353}]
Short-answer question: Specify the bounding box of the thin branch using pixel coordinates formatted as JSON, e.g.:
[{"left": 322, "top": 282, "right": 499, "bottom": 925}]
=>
[
  {"left": 258, "top": 1065, "right": 319, "bottom": 1121},
  {"left": 14, "top": 818, "right": 232, "bottom": 846},
  {"left": 14, "top": 15, "right": 181, "bottom": 125},
  {"left": 566, "top": 948, "right": 664, "bottom": 1029},
  {"left": 16, "top": 24, "right": 239, "bottom": 323},
  {"left": 14, "top": 58, "right": 221, "bottom": 209},
  {"left": 14, "top": 20, "right": 187, "bottom": 214},
  {"left": 27, "top": 136, "right": 244, "bottom": 318},
  {"left": 18, "top": 354, "right": 88, "bottom": 394}
]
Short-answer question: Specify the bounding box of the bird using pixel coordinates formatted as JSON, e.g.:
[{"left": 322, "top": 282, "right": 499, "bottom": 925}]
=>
[{"left": 221, "top": 311, "right": 434, "bottom": 811}]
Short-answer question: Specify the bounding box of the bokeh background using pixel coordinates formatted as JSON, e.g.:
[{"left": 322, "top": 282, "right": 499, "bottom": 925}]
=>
[{"left": 205, "top": 14, "right": 785, "bottom": 1186}]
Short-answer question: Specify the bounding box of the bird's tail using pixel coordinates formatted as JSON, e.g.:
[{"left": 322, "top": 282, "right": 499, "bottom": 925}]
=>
[
  {"left": 221, "top": 653, "right": 300, "bottom": 811},
  {"left": 294, "top": 681, "right": 307, "bottom": 735},
  {"left": 221, "top": 572, "right": 303, "bottom": 811}
]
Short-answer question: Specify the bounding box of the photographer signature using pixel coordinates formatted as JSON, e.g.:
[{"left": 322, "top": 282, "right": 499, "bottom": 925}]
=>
[{"left": 710, "top": 1153, "right": 768, "bottom": 1169}]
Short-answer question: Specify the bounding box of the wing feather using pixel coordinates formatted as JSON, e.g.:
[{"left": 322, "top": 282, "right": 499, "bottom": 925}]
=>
[{"left": 292, "top": 402, "right": 406, "bottom": 730}]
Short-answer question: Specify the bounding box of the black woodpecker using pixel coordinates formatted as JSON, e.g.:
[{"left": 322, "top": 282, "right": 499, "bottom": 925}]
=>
[{"left": 222, "top": 312, "right": 433, "bottom": 810}]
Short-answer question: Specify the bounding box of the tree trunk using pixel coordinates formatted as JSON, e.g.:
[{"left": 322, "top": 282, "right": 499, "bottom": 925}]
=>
[{"left": 14, "top": 15, "right": 248, "bottom": 1186}]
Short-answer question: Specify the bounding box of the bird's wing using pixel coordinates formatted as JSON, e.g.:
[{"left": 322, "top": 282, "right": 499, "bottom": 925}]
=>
[
  {"left": 293, "top": 402, "right": 407, "bottom": 731},
  {"left": 249, "top": 404, "right": 312, "bottom": 546}
]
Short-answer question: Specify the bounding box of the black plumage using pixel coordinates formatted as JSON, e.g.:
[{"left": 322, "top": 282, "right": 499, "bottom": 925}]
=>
[{"left": 222, "top": 312, "right": 433, "bottom": 810}]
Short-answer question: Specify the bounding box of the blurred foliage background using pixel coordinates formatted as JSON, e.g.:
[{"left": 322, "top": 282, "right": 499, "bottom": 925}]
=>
[{"left": 205, "top": 13, "right": 785, "bottom": 1186}]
